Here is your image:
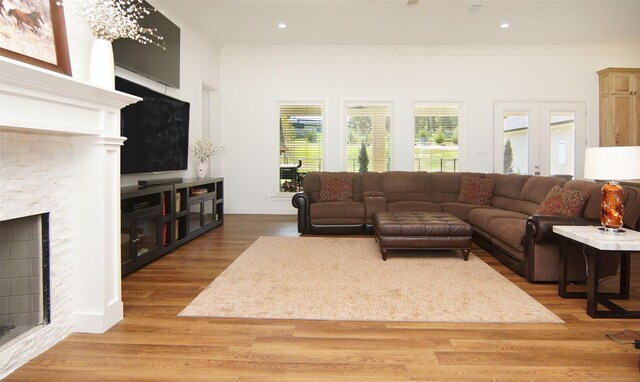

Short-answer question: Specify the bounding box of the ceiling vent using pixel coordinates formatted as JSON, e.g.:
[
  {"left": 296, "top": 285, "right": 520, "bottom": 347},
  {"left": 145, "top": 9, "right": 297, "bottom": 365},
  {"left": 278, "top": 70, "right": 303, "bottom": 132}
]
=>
[{"left": 467, "top": 3, "right": 484, "bottom": 13}]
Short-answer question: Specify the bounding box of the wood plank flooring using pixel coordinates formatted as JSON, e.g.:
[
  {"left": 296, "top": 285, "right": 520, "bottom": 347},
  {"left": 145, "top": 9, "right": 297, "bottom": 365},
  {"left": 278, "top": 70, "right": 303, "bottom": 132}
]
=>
[{"left": 5, "top": 214, "right": 640, "bottom": 381}]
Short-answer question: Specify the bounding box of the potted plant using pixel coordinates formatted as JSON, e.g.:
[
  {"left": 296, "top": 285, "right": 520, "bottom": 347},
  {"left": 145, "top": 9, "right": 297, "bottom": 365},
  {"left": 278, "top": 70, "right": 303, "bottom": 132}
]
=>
[{"left": 190, "top": 138, "right": 221, "bottom": 179}]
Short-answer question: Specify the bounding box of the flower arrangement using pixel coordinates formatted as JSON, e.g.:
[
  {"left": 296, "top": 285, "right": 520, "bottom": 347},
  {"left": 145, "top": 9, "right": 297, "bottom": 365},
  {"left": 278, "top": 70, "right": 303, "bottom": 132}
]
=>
[
  {"left": 190, "top": 138, "right": 221, "bottom": 163},
  {"left": 59, "top": 0, "right": 165, "bottom": 49}
]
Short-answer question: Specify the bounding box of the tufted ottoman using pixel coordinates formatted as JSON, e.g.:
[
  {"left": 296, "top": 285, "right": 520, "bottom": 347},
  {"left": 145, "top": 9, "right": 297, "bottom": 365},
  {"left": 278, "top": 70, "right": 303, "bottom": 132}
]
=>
[{"left": 372, "top": 211, "right": 472, "bottom": 261}]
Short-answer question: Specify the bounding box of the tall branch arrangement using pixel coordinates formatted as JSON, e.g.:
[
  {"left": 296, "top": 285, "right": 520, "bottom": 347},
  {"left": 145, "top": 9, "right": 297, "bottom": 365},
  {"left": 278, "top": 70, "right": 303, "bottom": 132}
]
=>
[
  {"left": 59, "top": 0, "right": 165, "bottom": 49},
  {"left": 190, "top": 138, "right": 222, "bottom": 163}
]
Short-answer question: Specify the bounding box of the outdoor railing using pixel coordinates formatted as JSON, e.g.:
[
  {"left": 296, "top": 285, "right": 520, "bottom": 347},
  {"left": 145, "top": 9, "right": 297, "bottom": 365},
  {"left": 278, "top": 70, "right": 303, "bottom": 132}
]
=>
[{"left": 415, "top": 158, "right": 457, "bottom": 172}]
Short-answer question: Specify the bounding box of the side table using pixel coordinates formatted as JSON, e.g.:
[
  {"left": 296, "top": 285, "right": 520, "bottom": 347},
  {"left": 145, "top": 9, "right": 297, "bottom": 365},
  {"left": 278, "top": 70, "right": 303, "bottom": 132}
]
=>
[{"left": 554, "top": 225, "right": 640, "bottom": 318}]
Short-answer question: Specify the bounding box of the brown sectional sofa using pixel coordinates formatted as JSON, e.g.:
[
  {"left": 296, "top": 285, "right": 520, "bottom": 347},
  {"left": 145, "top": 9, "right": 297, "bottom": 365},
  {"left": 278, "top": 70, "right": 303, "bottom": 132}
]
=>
[{"left": 292, "top": 171, "right": 640, "bottom": 283}]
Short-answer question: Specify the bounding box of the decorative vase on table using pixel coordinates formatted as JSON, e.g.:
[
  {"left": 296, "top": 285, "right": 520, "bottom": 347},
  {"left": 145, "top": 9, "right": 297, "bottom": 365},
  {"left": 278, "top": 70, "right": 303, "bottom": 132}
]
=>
[
  {"left": 195, "top": 161, "right": 209, "bottom": 179},
  {"left": 88, "top": 39, "right": 115, "bottom": 89}
]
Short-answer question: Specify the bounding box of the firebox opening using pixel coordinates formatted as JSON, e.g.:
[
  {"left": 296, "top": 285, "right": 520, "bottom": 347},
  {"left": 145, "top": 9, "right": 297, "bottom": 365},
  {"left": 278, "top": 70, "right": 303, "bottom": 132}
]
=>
[{"left": 0, "top": 213, "right": 50, "bottom": 349}]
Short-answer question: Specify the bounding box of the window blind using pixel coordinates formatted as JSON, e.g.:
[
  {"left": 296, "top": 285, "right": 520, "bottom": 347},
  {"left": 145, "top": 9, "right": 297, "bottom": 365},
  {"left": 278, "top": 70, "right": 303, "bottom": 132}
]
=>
[
  {"left": 279, "top": 104, "right": 324, "bottom": 191},
  {"left": 346, "top": 104, "right": 392, "bottom": 172}
]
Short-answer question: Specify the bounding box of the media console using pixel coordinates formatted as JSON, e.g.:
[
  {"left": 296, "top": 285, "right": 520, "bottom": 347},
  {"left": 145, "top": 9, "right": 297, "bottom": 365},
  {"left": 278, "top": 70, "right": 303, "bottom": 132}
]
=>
[{"left": 120, "top": 177, "right": 224, "bottom": 276}]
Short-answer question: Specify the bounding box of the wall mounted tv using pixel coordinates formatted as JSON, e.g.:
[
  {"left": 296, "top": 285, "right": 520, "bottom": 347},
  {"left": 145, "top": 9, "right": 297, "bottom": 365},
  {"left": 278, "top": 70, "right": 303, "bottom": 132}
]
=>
[
  {"left": 117, "top": 77, "right": 190, "bottom": 175},
  {"left": 113, "top": 1, "right": 181, "bottom": 88}
]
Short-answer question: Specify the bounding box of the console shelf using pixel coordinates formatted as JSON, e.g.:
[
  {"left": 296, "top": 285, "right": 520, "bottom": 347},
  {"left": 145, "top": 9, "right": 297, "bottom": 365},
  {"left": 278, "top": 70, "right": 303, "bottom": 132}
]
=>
[{"left": 120, "top": 177, "right": 223, "bottom": 276}]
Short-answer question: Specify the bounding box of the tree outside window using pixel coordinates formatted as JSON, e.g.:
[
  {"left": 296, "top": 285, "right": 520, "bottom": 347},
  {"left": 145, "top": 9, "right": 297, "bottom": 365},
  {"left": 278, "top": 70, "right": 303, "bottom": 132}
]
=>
[{"left": 346, "top": 104, "right": 392, "bottom": 172}]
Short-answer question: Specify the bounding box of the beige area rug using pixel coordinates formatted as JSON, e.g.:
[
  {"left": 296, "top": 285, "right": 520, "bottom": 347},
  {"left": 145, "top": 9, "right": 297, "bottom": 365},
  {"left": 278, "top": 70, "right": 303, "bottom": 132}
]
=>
[{"left": 179, "top": 236, "right": 563, "bottom": 323}]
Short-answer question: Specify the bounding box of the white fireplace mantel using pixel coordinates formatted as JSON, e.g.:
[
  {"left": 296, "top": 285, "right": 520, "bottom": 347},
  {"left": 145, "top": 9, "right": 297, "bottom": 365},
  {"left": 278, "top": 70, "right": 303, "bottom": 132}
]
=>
[
  {"left": 1, "top": 57, "right": 139, "bottom": 338},
  {"left": 1, "top": 58, "right": 139, "bottom": 136}
]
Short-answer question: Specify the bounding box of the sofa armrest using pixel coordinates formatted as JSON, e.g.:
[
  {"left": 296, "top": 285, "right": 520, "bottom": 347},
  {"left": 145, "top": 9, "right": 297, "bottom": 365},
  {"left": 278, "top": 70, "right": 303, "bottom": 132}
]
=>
[
  {"left": 364, "top": 195, "right": 388, "bottom": 223},
  {"left": 526, "top": 215, "right": 598, "bottom": 244},
  {"left": 363, "top": 191, "right": 386, "bottom": 198},
  {"left": 524, "top": 214, "right": 614, "bottom": 282},
  {"left": 291, "top": 192, "right": 311, "bottom": 233}
]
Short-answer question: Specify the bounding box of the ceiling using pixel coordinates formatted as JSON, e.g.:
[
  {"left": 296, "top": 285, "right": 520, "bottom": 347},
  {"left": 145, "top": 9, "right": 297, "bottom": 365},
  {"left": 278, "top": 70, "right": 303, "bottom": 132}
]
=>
[{"left": 155, "top": 0, "right": 640, "bottom": 47}]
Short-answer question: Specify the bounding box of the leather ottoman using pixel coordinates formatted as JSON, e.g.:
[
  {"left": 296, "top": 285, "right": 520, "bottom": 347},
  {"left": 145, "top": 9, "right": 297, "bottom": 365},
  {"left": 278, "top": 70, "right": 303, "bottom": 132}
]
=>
[{"left": 372, "top": 211, "right": 472, "bottom": 261}]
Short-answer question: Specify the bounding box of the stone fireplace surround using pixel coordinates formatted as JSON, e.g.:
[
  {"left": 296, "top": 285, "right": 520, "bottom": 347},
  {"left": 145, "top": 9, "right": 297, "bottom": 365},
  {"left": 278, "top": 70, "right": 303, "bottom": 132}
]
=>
[{"left": 0, "top": 58, "right": 139, "bottom": 378}]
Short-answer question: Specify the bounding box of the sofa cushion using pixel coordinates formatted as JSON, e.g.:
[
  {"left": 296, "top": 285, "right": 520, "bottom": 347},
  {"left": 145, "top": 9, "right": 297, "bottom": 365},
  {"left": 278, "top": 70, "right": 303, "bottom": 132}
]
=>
[
  {"left": 488, "top": 217, "right": 528, "bottom": 252},
  {"left": 361, "top": 172, "right": 383, "bottom": 193},
  {"left": 441, "top": 202, "right": 490, "bottom": 222},
  {"left": 304, "top": 172, "right": 363, "bottom": 203},
  {"left": 535, "top": 185, "right": 590, "bottom": 217},
  {"left": 319, "top": 173, "right": 353, "bottom": 202},
  {"left": 310, "top": 201, "right": 365, "bottom": 225},
  {"left": 484, "top": 173, "right": 531, "bottom": 211},
  {"left": 457, "top": 176, "right": 495, "bottom": 205},
  {"left": 515, "top": 176, "right": 567, "bottom": 215},
  {"left": 381, "top": 171, "right": 432, "bottom": 202},
  {"left": 429, "top": 172, "right": 483, "bottom": 203},
  {"left": 387, "top": 201, "right": 442, "bottom": 213},
  {"left": 468, "top": 208, "right": 529, "bottom": 233}
]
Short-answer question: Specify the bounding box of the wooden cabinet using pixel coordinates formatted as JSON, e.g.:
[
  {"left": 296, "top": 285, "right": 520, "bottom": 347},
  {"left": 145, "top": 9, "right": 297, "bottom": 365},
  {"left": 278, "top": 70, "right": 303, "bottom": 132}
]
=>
[
  {"left": 121, "top": 178, "right": 223, "bottom": 276},
  {"left": 175, "top": 178, "right": 224, "bottom": 246},
  {"left": 598, "top": 68, "right": 640, "bottom": 147},
  {"left": 121, "top": 184, "right": 173, "bottom": 276}
]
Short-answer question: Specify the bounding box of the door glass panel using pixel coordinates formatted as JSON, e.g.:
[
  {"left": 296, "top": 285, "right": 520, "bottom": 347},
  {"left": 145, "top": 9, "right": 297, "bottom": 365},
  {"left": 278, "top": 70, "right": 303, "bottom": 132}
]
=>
[
  {"left": 137, "top": 216, "right": 158, "bottom": 256},
  {"left": 549, "top": 112, "right": 576, "bottom": 179},
  {"left": 502, "top": 111, "right": 529, "bottom": 174},
  {"left": 121, "top": 220, "right": 132, "bottom": 264},
  {"left": 496, "top": 102, "right": 584, "bottom": 177},
  {"left": 189, "top": 203, "right": 202, "bottom": 233},
  {"left": 203, "top": 198, "right": 215, "bottom": 226}
]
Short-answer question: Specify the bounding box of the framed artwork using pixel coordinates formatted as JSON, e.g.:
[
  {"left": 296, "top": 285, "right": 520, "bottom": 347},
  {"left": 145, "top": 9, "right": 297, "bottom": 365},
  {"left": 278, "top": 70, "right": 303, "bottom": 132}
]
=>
[{"left": 0, "top": 0, "right": 72, "bottom": 76}]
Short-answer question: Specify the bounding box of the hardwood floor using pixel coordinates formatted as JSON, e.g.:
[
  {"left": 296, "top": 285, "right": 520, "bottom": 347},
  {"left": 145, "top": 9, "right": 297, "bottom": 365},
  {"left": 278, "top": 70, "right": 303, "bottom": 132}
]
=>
[{"left": 6, "top": 214, "right": 640, "bottom": 381}]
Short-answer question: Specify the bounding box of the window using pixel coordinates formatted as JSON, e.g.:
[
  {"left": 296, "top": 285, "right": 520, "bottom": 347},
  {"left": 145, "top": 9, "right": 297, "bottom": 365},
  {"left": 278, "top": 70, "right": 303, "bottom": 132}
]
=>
[
  {"left": 345, "top": 103, "right": 392, "bottom": 172},
  {"left": 414, "top": 103, "right": 461, "bottom": 172},
  {"left": 278, "top": 104, "right": 324, "bottom": 192}
]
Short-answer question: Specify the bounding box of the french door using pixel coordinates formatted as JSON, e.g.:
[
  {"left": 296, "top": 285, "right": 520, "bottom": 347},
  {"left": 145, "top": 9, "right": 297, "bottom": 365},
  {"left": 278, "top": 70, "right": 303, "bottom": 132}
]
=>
[{"left": 494, "top": 102, "right": 586, "bottom": 179}]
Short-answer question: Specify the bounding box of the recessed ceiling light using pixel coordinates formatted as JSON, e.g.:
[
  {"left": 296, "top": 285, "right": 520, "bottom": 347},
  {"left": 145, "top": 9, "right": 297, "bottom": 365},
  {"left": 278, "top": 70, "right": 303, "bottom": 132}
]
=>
[
  {"left": 278, "top": 23, "right": 287, "bottom": 29},
  {"left": 500, "top": 23, "right": 510, "bottom": 29}
]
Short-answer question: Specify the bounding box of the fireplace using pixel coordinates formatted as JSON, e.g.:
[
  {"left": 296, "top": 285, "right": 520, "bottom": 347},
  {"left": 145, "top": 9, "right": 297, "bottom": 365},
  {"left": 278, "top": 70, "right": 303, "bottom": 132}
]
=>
[
  {"left": 0, "top": 214, "right": 50, "bottom": 349},
  {"left": 0, "top": 58, "right": 139, "bottom": 379}
]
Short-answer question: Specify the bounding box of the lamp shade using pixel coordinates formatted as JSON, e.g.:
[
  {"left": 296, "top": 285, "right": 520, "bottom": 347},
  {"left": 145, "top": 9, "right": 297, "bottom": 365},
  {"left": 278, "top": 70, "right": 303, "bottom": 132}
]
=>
[{"left": 584, "top": 146, "right": 640, "bottom": 181}]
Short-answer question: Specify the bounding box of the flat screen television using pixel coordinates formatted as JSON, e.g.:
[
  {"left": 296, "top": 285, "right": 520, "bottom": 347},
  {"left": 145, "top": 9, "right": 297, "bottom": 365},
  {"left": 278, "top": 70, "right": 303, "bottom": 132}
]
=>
[
  {"left": 113, "top": 1, "right": 181, "bottom": 88},
  {"left": 117, "top": 77, "right": 190, "bottom": 175}
]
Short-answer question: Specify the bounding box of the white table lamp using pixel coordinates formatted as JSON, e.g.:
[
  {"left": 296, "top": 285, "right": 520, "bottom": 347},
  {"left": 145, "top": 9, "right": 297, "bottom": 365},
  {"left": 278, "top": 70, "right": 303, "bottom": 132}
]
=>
[{"left": 584, "top": 146, "right": 640, "bottom": 234}]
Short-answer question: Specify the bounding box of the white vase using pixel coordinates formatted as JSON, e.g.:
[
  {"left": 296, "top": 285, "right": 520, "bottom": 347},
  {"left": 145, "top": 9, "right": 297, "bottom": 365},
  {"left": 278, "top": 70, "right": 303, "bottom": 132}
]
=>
[
  {"left": 195, "top": 161, "right": 209, "bottom": 179},
  {"left": 88, "top": 39, "right": 115, "bottom": 89}
]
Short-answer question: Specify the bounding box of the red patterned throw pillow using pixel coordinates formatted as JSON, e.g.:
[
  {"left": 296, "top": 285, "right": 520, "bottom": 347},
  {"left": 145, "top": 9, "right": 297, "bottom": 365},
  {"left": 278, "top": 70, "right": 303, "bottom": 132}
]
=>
[
  {"left": 457, "top": 177, "right": 495, "bottom": 205},
  {"left": 535, "top": 186, "right": 590, "bottom": 217},
  {"left": 319, "top": 174, "right": 353, "bottom": 202}
]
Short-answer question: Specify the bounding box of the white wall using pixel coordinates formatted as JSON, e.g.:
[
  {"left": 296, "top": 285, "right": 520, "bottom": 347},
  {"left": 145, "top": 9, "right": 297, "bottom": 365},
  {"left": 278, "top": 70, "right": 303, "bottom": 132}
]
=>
[
  {"left": 219, "top": 45, "right": 640, "bottom": 214},
  {"left": 62, "top": 0, "right": 221, "bottom": 187}
]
